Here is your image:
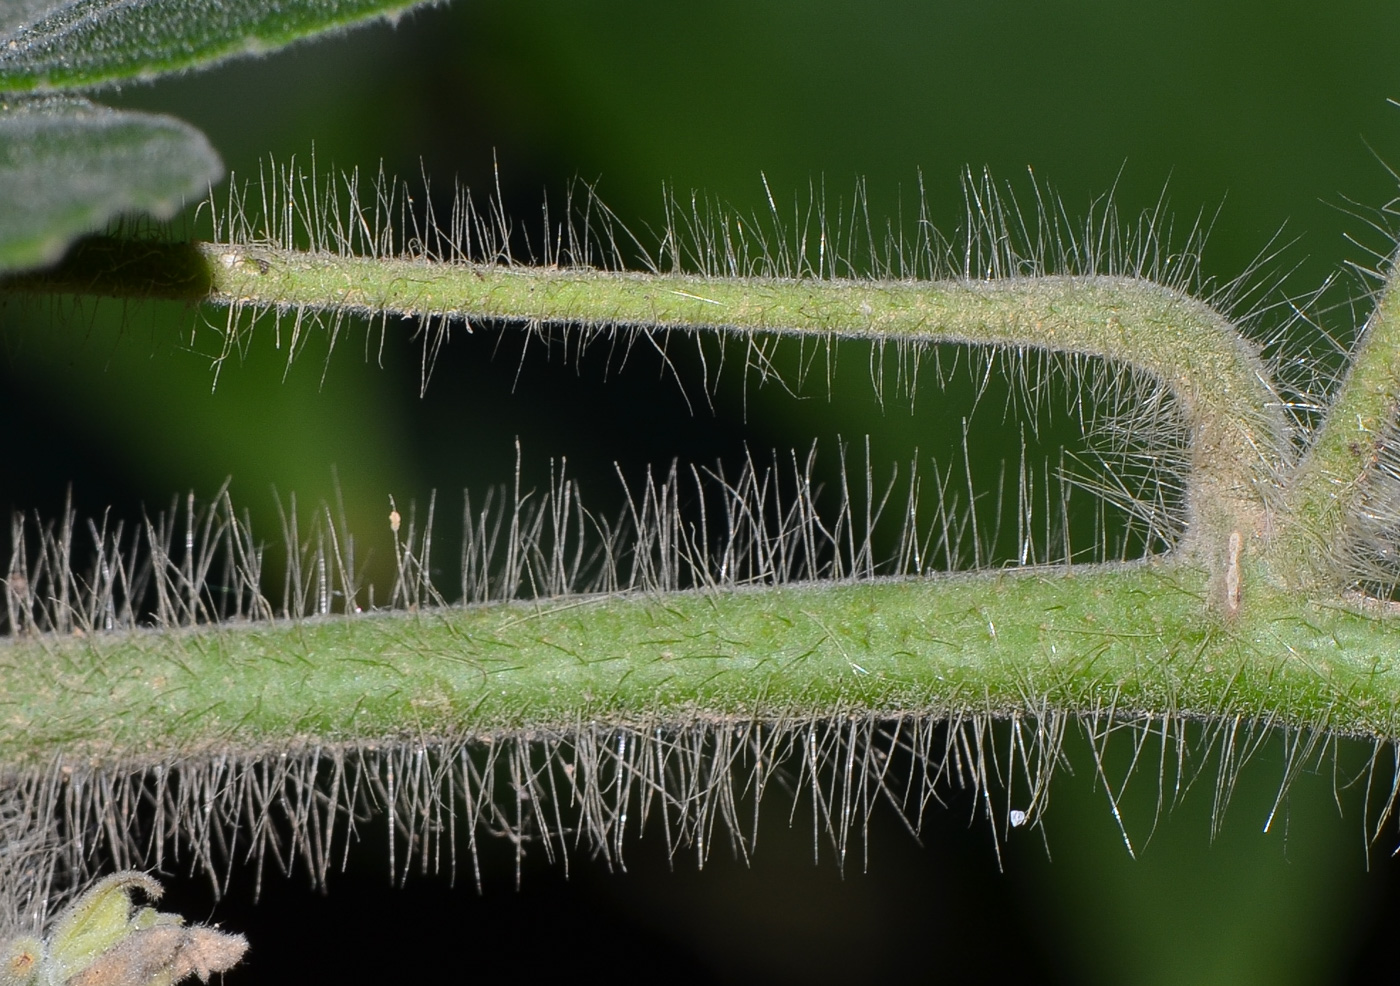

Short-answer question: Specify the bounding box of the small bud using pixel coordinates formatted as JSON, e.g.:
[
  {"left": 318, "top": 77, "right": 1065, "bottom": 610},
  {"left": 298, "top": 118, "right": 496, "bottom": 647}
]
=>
[
  {"left": 0, "top": 936, "right": 42, "bottom": 986},
  {"left": 0, "top": 872, "right": 247, "bottom": 986},
  {"left": 66, "top": 925, "right": 248, "bottom": 986}
]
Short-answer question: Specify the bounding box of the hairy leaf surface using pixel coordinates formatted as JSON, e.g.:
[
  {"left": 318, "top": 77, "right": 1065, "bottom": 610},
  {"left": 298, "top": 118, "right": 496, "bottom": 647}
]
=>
[
  {"left": 0, "top": 0, "right": 435, "bottom": 91},
  {"left": 0, "top": 95, "right": 220, "bottom": 271}
]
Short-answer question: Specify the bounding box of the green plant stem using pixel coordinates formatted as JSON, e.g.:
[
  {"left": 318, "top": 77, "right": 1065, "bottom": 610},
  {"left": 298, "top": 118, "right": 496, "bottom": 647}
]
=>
[
  {"left": 3, "top": 561, "right": 1400, "bottom": 770},
  {"left": 9, "top": 237, "right": 1400, "bottom": 770},
  {"left": 1280, "top": 263, "right": 1400, "bottom": 591},
  {"left": 6, "top": 238, "right": 1292, "bottom": 578}
]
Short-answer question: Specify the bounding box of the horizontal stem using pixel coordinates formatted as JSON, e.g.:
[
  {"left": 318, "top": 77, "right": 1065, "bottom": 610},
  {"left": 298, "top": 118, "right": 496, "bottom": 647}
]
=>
[
  {"left": 10, "top": 235, "right": 1400, "bottom": 773},
  {"left": 205, "top": 245, "right": 1291, "bottom": 598},
  {"left": 4, "top": 562, "right": 1399, "bottom": 770},
  {"left": 4, "top": 238, "right": 1292, "bottom": 580}
]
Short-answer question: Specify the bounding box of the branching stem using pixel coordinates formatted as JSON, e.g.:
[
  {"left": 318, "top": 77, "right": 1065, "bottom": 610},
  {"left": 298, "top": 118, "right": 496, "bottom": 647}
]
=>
[{"left": 4, "top": 231, "right": 1400, "bottom": 774}]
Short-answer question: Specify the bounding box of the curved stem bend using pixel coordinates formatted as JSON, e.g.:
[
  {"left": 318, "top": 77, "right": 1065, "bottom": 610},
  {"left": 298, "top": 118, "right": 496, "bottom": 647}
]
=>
[{"left": 201, "top": 244, "right": 1291, "bottom": 601}]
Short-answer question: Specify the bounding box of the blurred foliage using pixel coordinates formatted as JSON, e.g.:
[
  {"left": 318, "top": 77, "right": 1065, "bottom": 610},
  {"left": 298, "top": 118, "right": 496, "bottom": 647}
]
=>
[
  {"left": 0, "top": 0, "right": 434, "bottom": 91},
  {"left": 0, "top": 0, "right": 435, "bottom": 268},
  {"left": 0, "top": 96, "right": 219, "bottom": 270}
]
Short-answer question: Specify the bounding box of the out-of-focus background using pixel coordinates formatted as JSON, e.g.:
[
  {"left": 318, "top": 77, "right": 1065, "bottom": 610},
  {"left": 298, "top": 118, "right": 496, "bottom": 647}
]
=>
[{"left": 6, "top": 1, "right": 1400, "bottom": 981}]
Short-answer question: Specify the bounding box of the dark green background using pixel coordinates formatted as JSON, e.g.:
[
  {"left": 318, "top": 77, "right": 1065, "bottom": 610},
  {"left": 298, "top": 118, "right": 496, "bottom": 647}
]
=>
[{"left": 7, "top": 1, "right": 1400, "bottom": 981}]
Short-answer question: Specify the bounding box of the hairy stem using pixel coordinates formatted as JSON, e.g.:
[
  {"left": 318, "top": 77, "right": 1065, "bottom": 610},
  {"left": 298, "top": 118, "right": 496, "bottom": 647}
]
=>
[
  {"left": 9, "top": 238, "right": 1291, "bottom": 582},
  {"left": 5, "top": 231, "right": 1400, "bottom": 774},
  {"left": 3, "top": 562, "right": 1400, "bottom": 771},
  {"left": 1277, "top": 259, "right": 1400, "bottom": 590}
]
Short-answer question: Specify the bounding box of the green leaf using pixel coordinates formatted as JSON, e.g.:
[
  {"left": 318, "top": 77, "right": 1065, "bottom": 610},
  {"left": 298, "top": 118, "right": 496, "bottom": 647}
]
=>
[
  {"left": 0, "top": 0, "right": 436, "bottom": 92},
  {"left": 0, "top": 95, "right": 221, "bottom": 272}
]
